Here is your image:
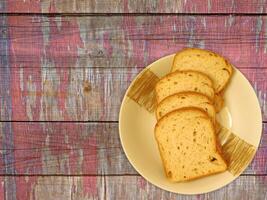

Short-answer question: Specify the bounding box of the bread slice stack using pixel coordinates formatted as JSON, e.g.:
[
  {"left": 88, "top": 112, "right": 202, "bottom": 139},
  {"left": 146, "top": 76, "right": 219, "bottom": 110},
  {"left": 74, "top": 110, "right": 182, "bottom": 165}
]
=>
[{"left": 154, "top": 48, "right": 232, "bottom": 182}]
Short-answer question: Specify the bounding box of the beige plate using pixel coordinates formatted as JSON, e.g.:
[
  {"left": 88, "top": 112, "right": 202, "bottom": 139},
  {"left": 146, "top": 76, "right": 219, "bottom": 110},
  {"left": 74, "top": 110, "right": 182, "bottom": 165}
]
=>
[{"left": 119, "top": 54, "right": 262, "bottom": 194}]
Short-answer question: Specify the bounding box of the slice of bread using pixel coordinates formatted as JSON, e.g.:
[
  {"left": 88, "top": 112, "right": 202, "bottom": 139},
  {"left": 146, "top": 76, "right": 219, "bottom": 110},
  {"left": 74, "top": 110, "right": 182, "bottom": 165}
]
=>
[
  {"left": 155, "top": 108, "right": 227, "bottom": 182},
  {"left": 155, "top": 71, "right": 214, "bottom": 104},
  {"left": 156, "top": 92, "right": 216, "bottom": 124},
  {"left": 172, "top": 48, "right": 233, "bottom": 93}
]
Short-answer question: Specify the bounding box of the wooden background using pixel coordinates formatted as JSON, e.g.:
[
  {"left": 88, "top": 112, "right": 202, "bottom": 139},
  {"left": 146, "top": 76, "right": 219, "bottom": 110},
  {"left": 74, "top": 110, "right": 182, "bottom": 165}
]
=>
[{"left": 0, "top": 0, "right": 267, "bottom": 199}]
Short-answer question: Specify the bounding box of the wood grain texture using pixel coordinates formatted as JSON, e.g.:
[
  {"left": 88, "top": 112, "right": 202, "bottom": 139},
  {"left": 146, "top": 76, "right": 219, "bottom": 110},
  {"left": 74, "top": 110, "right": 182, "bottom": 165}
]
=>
[
  {"left": 0, "top": 13, "right": 17, "bottom": 198},
  {"left": 8, "top": 67, "right": 140, "bottom": 121},
  {"left": 0, "top": 122, "right": 266, "bottom": 175},
  {"left": 1, "top": 2, "right": 267, "bottom": 198},
  {"left": 0, "top": 67, "right": 265, "bottom": 121},
  {"left": 0, "top": 122, "right": 133, "bottom": 175},
  {"left": 0, "top": 175, "right": 266, "bottom": 200},
  {"left": 3, "top": 0, "right": 267, "bottom": 14},
  {"left": 4, "top": 15, "right": 267, "bottom": 120},
  {"left": 5, "top": 15, "right": 267, "bottom": 70}
]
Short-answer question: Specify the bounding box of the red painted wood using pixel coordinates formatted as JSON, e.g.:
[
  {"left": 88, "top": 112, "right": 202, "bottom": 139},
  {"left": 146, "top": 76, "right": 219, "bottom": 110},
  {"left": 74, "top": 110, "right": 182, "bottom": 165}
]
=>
[
  {"left": 6, "top": 67, "right": 140, "bottom": 121},
  {"left": 0, "top": 67, "right": 265, "bottom": 121},
  {"left": 0, "top": 122, "right": 134, "bottom": 175},
  {"left": 15, "top": 177, "right": 37, "bottom": 200},
  {"left": 45, "top": 9, "right": 83, "bottom": 121},
  {"left": 12, "top": 123, "right": 97, "bottom": 175},
  {"left": 250, "top": 123, "right": 267, "bottom": 174},
  {"left": 4, "top": 15, "right": 267, "bottom": 122},
  {"left": 7, "top": 8, "right": 43, "bottom": 122},
  {"left": 1, "top": 1, "right": 267, "bottom": 198},
  {"left": 4, "top": 15, "right": 267, "bottom": 70},
  {"left": 0, "top": 177, "right": 4, "bottom": 200},
  {"left": 0, "top": 122, "right": 266, "bottom": 175},
  {"left": 0, "top": 175, "right": 266, "bottom": 199},
  {"left": 3, "top": 0, "right": 267, "bottom": 14},
  {"left": 7, "top": 0, "right": 42, "bottom": 13}
]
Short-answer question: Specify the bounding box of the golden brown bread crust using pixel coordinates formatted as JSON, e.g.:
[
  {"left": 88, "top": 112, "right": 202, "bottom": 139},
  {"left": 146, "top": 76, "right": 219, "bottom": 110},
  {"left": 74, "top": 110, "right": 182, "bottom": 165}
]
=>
[
  {"left": 215, "top": 120, "right": 222, "bottom": 134},
  {"left": 155, "top": 141, "right": 170, "bottom": 179},
  {"left": 154, "top": 107, "right": 227, "bottom": 181},
  {"left": 155, "top": 91, "right": 215, "bottom": 120},
  {"left": 218, "top": 63, "right": 234, "bottom": 94},
  {"left": 157, "top": 70, "right": 214, "bottom": 87},
  {"left": 155, "top": 107, "right": 212, "bottom": 128},
  {"left": 155, "top": 70, "right": 215, "bottom": 103},
  {"left": 214, "top": 93, "right": 224, "bottom": 112},
  {"left": 156, "top": 91, "right": 213, "bottom": 108},
  {"left": 172, "top": 48, "right": 233, "bottom": 93},
  {"left": 169, "top": 167, "right": 226, "bottom": 182}
]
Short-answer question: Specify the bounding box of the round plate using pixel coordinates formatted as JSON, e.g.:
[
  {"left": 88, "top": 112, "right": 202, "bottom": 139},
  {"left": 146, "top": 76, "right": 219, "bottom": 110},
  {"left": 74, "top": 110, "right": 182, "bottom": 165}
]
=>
[{"left": 119, "top": 54, "right": 262, "bottom": 194}]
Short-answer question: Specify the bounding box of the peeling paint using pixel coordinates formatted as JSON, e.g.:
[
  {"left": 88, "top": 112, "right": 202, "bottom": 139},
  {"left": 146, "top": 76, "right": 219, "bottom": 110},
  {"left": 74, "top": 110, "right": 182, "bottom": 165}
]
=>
[{"left": 256, "top": 16, "right": 263, "bottom": 52}]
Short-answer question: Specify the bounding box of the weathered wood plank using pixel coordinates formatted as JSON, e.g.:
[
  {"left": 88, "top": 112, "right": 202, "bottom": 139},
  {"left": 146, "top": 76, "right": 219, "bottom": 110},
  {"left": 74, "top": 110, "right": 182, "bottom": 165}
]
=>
[
  {"left": 0, "top": 17, "right": 11, "bottom": 121},
  {"left": 0, "top": 177, "right": 3, "bottom": 200},
  {"left": 1, "top": 175, "right": 267, "bottom": 200},
  {"left": 0, "top": 67, "right": 265, "bottom": 121},
  {"left": 4, "top": 16, "right": 267, "bottom": 121},
  {"left": 5, "top": 15, "right": 267, "bottom": 70},
  {"left": 3, "top": 0, "right": 267, "bottom": 14},
  {"left": 105, "top": 176, "right": 267, "bottom": 200},
  {"left": 0, "top": 122, "right": 133, "bottom": 175},
  {"left": 0, "top": 13, "right": 16, "bottom": 198},
  {"left": 0, "top": 122, "right": 266, "bottom": 175},
  {"left": 8, "top": 68, "right": 140, "bottom": 121}
]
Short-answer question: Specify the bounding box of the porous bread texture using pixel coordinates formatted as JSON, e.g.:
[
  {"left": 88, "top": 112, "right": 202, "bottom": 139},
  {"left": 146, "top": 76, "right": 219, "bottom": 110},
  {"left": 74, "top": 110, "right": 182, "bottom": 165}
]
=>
[
  {"left": 155, "top": 108, "right": 227, "bottom": 182},
  {"left": 156, "top": 92, "right": 216, "bottom": 125},
  {"left": 172, "top": 48, "right": 233, "bottom": 93},
  {"left": 155, "top": 71, "right": 214, "bottom": 104}
]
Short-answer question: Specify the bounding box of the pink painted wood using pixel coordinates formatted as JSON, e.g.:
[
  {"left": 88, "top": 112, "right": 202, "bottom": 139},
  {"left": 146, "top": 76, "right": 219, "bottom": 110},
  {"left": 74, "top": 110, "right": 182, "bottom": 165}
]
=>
[
  {"left": 0, "top": 175, "right": 266, "bottom": 200},
  {"left": 3, "top": 15, "right": 267, "bottom": 121},
  {"left": 2, "top": 0, "right": 267, "bottom": 14},
  {"left": 5, "top": 15, "right": 267, "bottom": 70},
  {"left": 1, "top": 0, "right": 267, "bottom": 199},
  {"left": 0, "top": 122, "right": 132, "bottom": 175},
  {"left": 0, "top": 67, "right": 265, "bottom": 121},
  {"left": 0, "top": 122, "right": 266, "bottom": 175}
]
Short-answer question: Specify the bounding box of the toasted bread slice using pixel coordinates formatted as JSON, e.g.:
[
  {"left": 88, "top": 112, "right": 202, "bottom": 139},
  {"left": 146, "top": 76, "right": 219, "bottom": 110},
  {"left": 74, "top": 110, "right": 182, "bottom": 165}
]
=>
[
  {"left": 155, "top": 108, "right": 227, "bottom": 182},
  {"left": 155, "top": 71, "right": 214, "bottom": 104},
  {"left": 172, "top": 48, "right": 232, "bottom": 93},
  {"left": 156, "top": 92, "right": 216, "bottom": 124}
]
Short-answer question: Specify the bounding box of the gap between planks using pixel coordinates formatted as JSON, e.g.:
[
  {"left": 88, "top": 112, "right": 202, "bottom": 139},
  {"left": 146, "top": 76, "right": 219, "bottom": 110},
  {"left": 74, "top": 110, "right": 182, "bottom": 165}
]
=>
[
  {"left": 0, "top": 120, "right": 118, "bottom": 123},
  {"left": 0, "top": 67, "right": 267, "bottom": 69},
  {"left": 2, "top": 13, "right": 267, "bottom": 17},
  {"left": 0, "top": 121, "right": 266, "bottom": 123},
  {"left": 0, "top": 174, "right": 266, "bottom": 177}
]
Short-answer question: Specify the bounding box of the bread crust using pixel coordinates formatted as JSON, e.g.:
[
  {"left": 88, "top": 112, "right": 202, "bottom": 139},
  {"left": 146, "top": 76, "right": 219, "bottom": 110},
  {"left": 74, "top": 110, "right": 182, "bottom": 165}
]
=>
[
  {"left": 171, "top": 48, "right": 233, "bottom": 93},
  {"left": 218, "top": 63, "right": 234, "bottom": 94},
  {"left": 168, "top": 165, "right": 226, "bottom": 182},
  {"left": 214, "top": 93, "right": 224, "bottom": 112},
  {"left": 154, "top": 107, "right": 227, "bottom": 182},
  {"left": 155, "top": 70, "right": 215, "bottom": 103},
  {"left": 157, "top": 91, "right": 213, "bottom": 108},
  {"left": 155, "top": 107, "right": 211, "bottom": 125},
  {"left": 155, "top": 91, "right": 215, "bottom": 120}
]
